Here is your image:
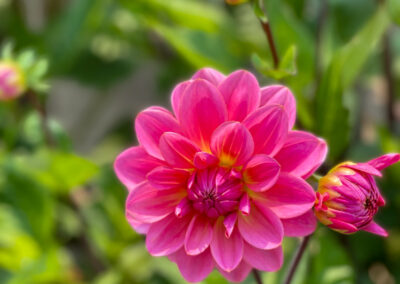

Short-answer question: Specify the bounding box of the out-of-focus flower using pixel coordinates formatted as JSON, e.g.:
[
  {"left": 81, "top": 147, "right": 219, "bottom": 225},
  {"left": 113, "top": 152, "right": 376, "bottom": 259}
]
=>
[
  {"left": 315, "top": 154, "right": 400, "bottom": 237},
  {"left": 115, "top": 68, "right": 327, "bottom": 282},
  {"left": 226, "top": 0, "right": 248, "bottom": 5},
  {"left": 0, "top": 61, "right": 25, "bottom": 101}
]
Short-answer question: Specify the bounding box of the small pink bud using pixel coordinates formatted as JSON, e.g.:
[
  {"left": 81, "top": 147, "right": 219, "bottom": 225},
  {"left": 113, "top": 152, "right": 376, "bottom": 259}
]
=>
[
  {"left": 225, "top": 0, "right": 248, "bottom": 5},
  {"left": 0, "top": 61, "right": 26, "bottom": 101},
  {"left": 315, "top": 154, "right": 400, "bottom": 237}
]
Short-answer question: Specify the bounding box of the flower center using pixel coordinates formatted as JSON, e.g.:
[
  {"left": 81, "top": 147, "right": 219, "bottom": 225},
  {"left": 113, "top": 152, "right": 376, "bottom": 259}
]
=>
[{"left": 187, "top": 167, "right": 243, "bottom": 218}]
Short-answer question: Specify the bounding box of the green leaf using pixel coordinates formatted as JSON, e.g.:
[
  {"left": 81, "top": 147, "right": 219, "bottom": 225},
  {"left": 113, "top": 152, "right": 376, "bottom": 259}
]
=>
[
  {"left": 252, "top": 45, "right": 297, "bottom": 80},
  {"left": 33, "top": 150, "right": 99, "bottom": 192},
  {"left": 315, "top": 6, "right": 390, "bottom": 161}
]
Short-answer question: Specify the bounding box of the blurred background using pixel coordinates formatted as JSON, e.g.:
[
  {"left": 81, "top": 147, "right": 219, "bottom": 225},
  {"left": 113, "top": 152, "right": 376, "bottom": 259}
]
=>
[{"left": 0, "top": 0, "right": 400, "bottom": 283}]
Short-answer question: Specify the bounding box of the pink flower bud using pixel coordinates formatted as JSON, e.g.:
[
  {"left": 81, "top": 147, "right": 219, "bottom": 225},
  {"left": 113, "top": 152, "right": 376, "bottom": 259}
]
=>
[
  {"left": 0, "top": 62, "right": 25, "bottom": 101},
  {"left": 315, "top": 154, "right": 400, "bottom": 237},
  {"left": 225, "top": 0, "right": 248, "bottom": 5}
]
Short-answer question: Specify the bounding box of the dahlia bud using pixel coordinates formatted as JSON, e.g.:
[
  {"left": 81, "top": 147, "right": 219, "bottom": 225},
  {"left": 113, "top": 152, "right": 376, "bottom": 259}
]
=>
[
  {"left": 0, "top": 61, "right": 25, "bottom": 101},
  {"left": 315, "top": 154, "right": 400, "bottom": 237},
  {"left": 225, "top": 0, "right": 248, "bottom": 5}
]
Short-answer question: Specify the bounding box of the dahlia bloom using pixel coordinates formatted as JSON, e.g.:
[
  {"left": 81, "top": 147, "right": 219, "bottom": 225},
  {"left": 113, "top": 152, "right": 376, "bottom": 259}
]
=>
[
  {"left": 115, "top": 68, "right": 327, "bottom": 282},
  {"left": 315, "top": 153, "right": 400, "bottom": 237},
  {"left": 0, "top": 61, "right": 25, "bottom": 101}
]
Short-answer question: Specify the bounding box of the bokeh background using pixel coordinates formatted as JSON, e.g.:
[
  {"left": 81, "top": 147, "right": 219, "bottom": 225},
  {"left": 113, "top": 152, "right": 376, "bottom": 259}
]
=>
[{"left": 1, "top": 0, "right": 400, "bottom": 283}]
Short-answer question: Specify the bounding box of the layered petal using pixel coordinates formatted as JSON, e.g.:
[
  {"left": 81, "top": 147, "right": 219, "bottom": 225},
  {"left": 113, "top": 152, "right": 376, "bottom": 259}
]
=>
[
  {"left": 178, "top": 79, "right": 228, "bottom": 150},
  {"left": 362, "top": 221, "right": 388, "bottom": 237},
  {"left": 135, "top": 107, "right": 182, "bottom": 159},
  {"left": 243, "top": 154, "right": 280, "bottom": 192},
  {"left": 238, "top": 204, "right": 283, "bottom": 250},
  {"left": 114, "top": 146, "right": 164, "bottom": 190},
  {"left": 171, "top": 81, "right": 191, "bottom": 121},
  {"left": 169, "top": 248, "right": 214, "bottom": 283},
  {"left": 243, "top": 243, "right": 283, "bottom": 271},
  {"left": 185, "top": 214, "right": 213, "bottom": 255},
  {"left": 243, "top": 105, "right": 289, "bottom": 156},
  {"left": 126, "top": 182, "right": 185, "bottom": 223},
  {"left": 146, "top": 213, "right": 192, "bottom": 256},
  {"left": 281, "top": 210, "right": 316, "bottom": 237},
  {"left": 260, "top": 85, "right": 296, "bottom": 129},
  {"left": 217, "top": 261, "right": 252, "bottom": 282},
  {"left": 192, "top": 67, "right": 225, "bottom": 86},
  {"left": 254, "top": 173, "right": 316, "bottom": 219},
  {"left": 218, "top": 70, "right": 260, "bottom": 121},
  {"left": 211, "top": 218, "right": 243, "bottom": 272},
  {"left": 367, "top": 153, "right": 400, "bottom": 171},
  {"left": 274, "top": 131, "right": 327, "bottom": 178},
  {"left": 159, "top": 132, "right": 200, "bottom": 168},
  {"left": 210, "top": 121, "right": 254, "bottom": 167},
  {"left": 147, "top": 166, "right": 189, "bottom": 190}
]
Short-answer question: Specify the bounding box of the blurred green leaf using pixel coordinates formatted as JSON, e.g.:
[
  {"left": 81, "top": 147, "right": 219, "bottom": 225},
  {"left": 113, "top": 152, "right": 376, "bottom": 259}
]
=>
[
  {"left": 253, "top": 45, "right": 297, "bottom": 80},
  {"left": 315, "top": 6, "right": 390, "bottom": 161}
]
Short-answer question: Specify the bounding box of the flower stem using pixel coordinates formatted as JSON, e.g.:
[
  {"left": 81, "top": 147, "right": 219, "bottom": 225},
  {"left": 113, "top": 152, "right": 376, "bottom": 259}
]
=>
[
  {"left": 284, "top": 235, "right": 312, "bottom": 284},
  {"left": 253, "top": 0, "right": 279, "bottom": 69},
  {"left": 27, "top": 90, "right": 55, "bottom": 147},
  {"left": 252, "top": 269, "right": 263, "bottom": 284}
]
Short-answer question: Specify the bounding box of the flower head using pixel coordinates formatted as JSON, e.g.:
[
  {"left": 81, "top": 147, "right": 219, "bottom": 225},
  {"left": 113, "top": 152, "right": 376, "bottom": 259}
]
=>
[
  {"left": 315, "top": 154, "right": 400, "bottom": 237},
  {"left": 115, "top": 68, "right": 327, "bottom": 282},
  {"left": 0, "top": 61, "right": 25, "bottom": 101}
]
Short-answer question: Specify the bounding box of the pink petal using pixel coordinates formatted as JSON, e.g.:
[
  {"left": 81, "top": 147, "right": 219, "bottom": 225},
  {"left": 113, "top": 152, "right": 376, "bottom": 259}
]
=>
[
  {"left": 193, "top": 152, "right": 219, "bottom": 169},
  {"left": 218, "top": 70, "right": 260, "bottom": 121},
  {"left": 260, "top": 85, "right": 296, "bottom": 129},
  {"left": 135, "top": 106, "right": 182, "bottom": 159},
  {"left": 159, "top": 132, "right": 200, "bottom": 168},
  {"left": 127, "top": 218, "right": 150, "bottom": 234},
  {"left": 185, "top": 214, "right": 213, "bottom": 255},
  {"left": 239, "top": 193, "right": 250, "bottom": 215},
  {"left": 175, "top": 198, "right": 192, "bottom": 218},
  {"left": 367, "top": 153, "right": 400, "bottom": 171},
  {"left": 238, "top": 204, "right": 283, "bottom": 250},
  {"left": 169, "top": 248, "right": 214, "bottom": 283},
  {"left": 147, "top": 166, "right": 189, "bottom": 190},
  {"left": 171, "top": 80, "right": 191, "bottom": 121},
  {"left": 254, "top": 173, "right": 315, "bottom": 219},
  {"left": 362, "top": 221, "right": 388, "bottom": 237},
  {"left": 217, "top": 261, "right": 252, "bottom": 282},
  {"left": 243, "top": 154, "right": 280, "bottom": 192},
  {"left": 211, "top": 218, "right": 243, "bottom": 272},
  {"left": 126, "top": 182, "right": 185, "bottom": 223},
  {"left": 178, "top": 79, "right": 228, "bottom": 150},
  {"left": 210, "top": 121, "right": 254, "bottom": 167},
  {"left": 329, "top": 219, "right": 359, "bottom": 234},
  {"left": 192, "top": 67, "right": 225, "bottom": 86},
  {"left": 146, "top": 213, "right": 192, "bottom": 256},
  {"left": 243, "top": 243, "right": 283, "bottom": 272},
  {"left": 243, "top": 105, "right": 289, "bottom": 156},
  {"left": 223, "top": 212, "right": 238, "bottom": 238},
  {"left": 344, "top": 163, "right": 382, "bottom": 177},
  {"left": 281, "top": 210, "right": 316, "bottom": 237},
  {"left": 274, "top": 131, "right": 327, "bottom": 179},
  {"left": 114, "top": 146, "right": 165, "bottom": 190}
]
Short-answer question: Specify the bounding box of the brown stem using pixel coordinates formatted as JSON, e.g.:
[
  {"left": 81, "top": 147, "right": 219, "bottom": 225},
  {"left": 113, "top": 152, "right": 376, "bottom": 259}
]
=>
[
  {"left": 27, "top": 90, "right": 55, "bottom": 147},
  {"left": 259, "top": 20, "right": 279, "bottom": 69},
  {"left": 253, "top": 269, "right": 263, "bottom": 284},
  {"left": 382, "top": 31, "right": 395, "bottom": 131},
  {"left": 284, "top": 235, "right": 312, "bottom": 284},
  {"left": 255, "top": 0, "right": 279, "bottom": 68}
]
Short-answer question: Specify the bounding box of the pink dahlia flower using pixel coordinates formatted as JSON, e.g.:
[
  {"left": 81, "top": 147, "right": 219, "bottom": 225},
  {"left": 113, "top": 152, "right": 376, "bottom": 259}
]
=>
[
  {"left": 0, "top": 61, "right": 25, "bottom": 101},
  {"left": 315, "top": 153, "right": 400, "bottom": 237},
  {"left": 115, "top": 68, "right": 327, "bottom": 282}
]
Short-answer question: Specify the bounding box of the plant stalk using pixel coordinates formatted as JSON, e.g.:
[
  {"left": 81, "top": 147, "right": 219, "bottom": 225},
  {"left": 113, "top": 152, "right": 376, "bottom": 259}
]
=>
[{"left": 284, "top": 235, "right": 312, "bottom": 284}]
